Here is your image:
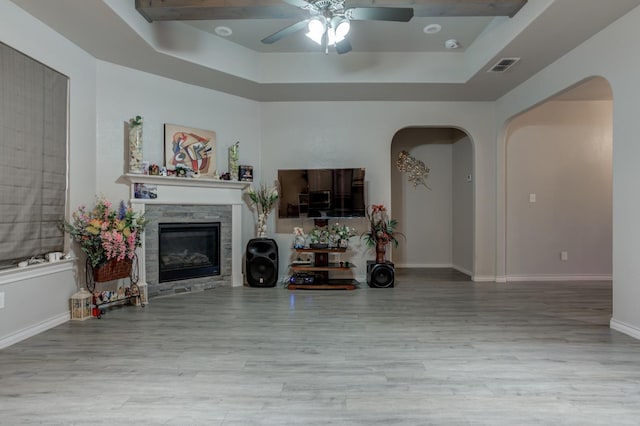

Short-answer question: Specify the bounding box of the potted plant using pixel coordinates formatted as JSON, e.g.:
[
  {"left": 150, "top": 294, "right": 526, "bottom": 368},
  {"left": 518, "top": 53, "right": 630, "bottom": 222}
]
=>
[
  {"left": 329, "top": 223, "right": 357, "bottom": 248},
  {"left": 308, "top": 227, "right": 330, "bottom": 249},
  {"left": 361, "top": 204, "right": 403, "bottom": 263},
  {"left": 247, "top": 183, "right": 279, "bottom": 237}
]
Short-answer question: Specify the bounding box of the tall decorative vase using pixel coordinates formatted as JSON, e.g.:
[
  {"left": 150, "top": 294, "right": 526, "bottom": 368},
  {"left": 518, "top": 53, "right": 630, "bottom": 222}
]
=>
[
  {"left": 257, "top": 213, "right": 267, "bottom": 238},
  {"left": 375, "top": 240, "right": 387, "bottom": 264},
  {"left": 128, "top": 116, "right": 144, "bottom": 174},
  {"left": 228, "top": 141, "right": 239, "bottom": 181}
]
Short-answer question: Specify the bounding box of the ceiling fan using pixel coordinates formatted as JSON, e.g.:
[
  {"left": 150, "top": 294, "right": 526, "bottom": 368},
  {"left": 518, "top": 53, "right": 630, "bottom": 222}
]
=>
[{"left": 260, "top": 0, "right": 413, "bottom": 54}]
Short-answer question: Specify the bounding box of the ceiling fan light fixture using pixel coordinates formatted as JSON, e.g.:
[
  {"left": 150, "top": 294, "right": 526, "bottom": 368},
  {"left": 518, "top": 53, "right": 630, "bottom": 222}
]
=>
[
  {"left": 331, "top": 16, "right": 350, "bottom": 39},
  {"left": 308, "top": 17, "right": 325, "bottom": 35},
  {"left": 306, "top": 30, "right": 323, "bottom": 45},
  {"left": 306, "top": 17, "right": 326, "bottom": 45}
]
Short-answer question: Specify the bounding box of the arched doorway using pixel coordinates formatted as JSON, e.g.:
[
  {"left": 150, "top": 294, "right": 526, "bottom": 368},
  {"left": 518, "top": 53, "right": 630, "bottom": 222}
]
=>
[
  {"left": 504, "top": 77, "right": 613, "bottom": 281},
  {"left": 390, "top": 127, "right": 475, "bottom": 277}
]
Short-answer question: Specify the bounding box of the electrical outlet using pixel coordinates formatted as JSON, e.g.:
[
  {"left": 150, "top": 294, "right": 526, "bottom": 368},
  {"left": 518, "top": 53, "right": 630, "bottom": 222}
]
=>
[
  {"left": 561, "top": 251, "right": 568, "bottom": 261},
  {"left": 0, "top": 292, "right": 4, "bottom": 309},
  {"left": 529, "top": 193, "right": 536, "bottom": 203}
]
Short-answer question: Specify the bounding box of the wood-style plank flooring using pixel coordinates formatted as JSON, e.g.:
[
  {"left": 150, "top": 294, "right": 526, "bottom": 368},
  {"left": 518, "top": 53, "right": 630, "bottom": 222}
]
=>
[{"left": 2, "top": 269, "right": 640, "bottom": 425}]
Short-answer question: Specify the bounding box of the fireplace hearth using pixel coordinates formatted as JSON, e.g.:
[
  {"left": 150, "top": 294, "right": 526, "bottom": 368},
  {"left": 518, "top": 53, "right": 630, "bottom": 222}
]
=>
[{"left": 158, "top": 222, "right": 220, "bottom": 283}]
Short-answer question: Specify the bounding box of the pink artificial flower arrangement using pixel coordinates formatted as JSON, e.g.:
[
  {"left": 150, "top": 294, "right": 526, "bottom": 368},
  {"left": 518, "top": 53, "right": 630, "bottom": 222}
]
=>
[{"left": 63, "top": 196, "right": 147, "bottom": 267}]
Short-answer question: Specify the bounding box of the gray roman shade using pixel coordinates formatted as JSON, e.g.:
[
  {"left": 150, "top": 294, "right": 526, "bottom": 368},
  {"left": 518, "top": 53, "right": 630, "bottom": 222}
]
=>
[{"left": 0, "top": 42, "right": 68, "bottom": 266}]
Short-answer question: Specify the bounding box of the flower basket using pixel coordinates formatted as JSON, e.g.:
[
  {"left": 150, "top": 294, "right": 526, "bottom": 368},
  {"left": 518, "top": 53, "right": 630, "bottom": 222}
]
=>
[
  {"left": 63, "top": 197, "right": 147, "bottom": 270},
  {"left": 93, "top": 258, "right": 132, "bottom": 282}
]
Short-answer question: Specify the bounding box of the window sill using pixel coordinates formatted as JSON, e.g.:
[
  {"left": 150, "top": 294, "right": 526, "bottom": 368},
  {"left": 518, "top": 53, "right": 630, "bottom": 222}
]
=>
[{"left": 0, "top": 258, "right": 75, "bottom": 286}]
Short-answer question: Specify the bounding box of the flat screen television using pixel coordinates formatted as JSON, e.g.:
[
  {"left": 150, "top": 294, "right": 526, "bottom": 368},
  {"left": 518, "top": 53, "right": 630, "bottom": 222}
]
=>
[{"left": 278, "top": 168, "right": 365, "bottom": 218}]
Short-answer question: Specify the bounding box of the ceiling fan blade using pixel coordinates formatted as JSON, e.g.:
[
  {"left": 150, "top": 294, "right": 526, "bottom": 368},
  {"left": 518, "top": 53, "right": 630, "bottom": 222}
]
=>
[
  {"left": 336, "top": 39, "right": 352, "bottom": 55},
  {"left": 261, "top": 19, "right": 309, "bottom": 44},
  {"left": 347, "top": 7, "right": 414, "bottom": 22}
]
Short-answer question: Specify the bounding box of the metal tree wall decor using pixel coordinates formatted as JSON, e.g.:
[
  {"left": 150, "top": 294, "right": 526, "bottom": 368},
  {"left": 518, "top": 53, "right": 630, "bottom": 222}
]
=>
[{"left": 396, "top": 150, "right": 431, "bottom": 189}]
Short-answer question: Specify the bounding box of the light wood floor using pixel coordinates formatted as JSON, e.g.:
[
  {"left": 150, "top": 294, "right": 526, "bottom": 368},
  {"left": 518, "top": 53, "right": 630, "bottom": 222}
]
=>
[{"left": 2, "top": 269, "right": 640, "bottom": 425}]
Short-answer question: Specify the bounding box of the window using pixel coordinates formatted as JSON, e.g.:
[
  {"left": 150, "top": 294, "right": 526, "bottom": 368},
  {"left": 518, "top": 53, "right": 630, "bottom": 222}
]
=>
[{"left": 0, "top": 42, "right": 68, "bottom": 267}]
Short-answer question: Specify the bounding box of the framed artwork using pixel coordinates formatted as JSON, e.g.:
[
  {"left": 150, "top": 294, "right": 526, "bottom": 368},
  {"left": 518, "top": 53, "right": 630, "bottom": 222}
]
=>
[{"left": 164, "top": 124, "right": 216, "bottom": 175}]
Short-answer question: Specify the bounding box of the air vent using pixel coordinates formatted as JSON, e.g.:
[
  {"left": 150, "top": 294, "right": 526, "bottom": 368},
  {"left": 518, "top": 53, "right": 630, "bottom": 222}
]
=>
[{"left": 488, "top": 57, "right": 520, "bottom": 73}]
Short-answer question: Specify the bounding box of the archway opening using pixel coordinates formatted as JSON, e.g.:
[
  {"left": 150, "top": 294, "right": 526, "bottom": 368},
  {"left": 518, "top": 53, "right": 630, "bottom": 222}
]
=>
[
  {"left": 391, "top": 127, "right": 475, "bottom": 278},
  {"left": 504, "top": 77, "right": 613, "bottom": 283}
]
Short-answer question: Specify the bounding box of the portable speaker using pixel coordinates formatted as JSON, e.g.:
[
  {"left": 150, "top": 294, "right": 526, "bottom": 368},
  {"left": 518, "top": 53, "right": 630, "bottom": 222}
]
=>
[
  {"left": 367, "top": 260, "right": 395, "bottom": 288},
  {"left": 246, "top": 238, "right": 279, "bottom": 287}
]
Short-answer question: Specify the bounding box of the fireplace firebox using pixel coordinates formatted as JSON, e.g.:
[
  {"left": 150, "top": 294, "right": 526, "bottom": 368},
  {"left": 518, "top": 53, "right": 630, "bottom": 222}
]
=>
[{"left": 158, "top": 222, "right": 220, "bottom": 283}]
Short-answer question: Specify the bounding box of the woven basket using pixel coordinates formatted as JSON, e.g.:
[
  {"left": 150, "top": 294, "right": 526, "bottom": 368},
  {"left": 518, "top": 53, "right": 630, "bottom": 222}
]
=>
[{"left": 93, "top": 258, "right": 132, "bottom": 282}]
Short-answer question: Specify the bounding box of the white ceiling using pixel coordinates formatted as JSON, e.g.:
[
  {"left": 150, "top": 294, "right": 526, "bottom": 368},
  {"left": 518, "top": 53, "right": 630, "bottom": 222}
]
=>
[
  {"left": 186, "top": 16, "right": 498, "bottom": 53},
  {"left": 9, "top": 0, "right": 640, "bottom": 102}
]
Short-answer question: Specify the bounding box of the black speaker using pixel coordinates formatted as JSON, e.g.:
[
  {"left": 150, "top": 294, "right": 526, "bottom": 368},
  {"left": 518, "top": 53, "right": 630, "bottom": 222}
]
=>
[
  {"left": 367, "top": 260, "right": 395, "bottom": 288},
  {"left": 246, "top": 238, "right": 279, "bottom": 287}
]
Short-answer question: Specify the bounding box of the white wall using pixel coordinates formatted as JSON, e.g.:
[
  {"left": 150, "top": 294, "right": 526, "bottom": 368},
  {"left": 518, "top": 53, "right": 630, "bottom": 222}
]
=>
[
  {"left": 0, "top": 0, "right": 97, "bottom": 346},
  {"left": 262, "top": 102, "right": 495, "bottom": 281},
  {"left": 95, "top": 61, "right": 262, "bottom": 246},
  {"left": 495, "top": 5, "right": 640, "bottom": 337},
  {"left": 399, "top": 142, "right": 453, "bottom": 266},
  {"left": 452, "top": 136, "right": 474, "bottom": 275},
  {"left": 505, "top": 100, "right": 612, "bottom": 280}
]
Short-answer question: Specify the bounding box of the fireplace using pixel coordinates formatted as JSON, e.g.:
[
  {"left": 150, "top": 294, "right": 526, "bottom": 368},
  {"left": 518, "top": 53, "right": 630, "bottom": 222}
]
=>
[
  {"left": 124, "top": 173, "right": 248, "bottom": 296},
  {"left": 158, "top": 222, "right": 220, "bottom": 283}
]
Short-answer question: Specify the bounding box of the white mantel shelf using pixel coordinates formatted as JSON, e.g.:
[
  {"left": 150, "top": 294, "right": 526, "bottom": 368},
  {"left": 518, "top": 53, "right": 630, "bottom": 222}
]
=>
[{"left": 121, "top": 173, "right": 251, "bottom": 190}]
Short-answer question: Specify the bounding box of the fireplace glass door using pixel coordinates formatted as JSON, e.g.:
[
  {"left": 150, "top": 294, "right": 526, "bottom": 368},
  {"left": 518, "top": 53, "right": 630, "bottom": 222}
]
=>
[{"left": 158, "top": 222, "right": 220, "bottom": 282}]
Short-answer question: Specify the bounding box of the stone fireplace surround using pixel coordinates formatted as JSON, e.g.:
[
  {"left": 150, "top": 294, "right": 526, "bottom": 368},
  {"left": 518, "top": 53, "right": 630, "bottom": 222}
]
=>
[
  {"left": 123, "top": 174, "right": 249, "bottom": 298},
  {"left": 145, "top": 204, "right": 230, "bottom": 297}
]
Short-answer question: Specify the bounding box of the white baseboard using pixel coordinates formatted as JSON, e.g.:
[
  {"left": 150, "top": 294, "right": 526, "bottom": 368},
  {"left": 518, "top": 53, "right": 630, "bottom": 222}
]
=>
[
  {"left": 506, "top": 274, "right": 612, "bottom": 282},
  {"left": 396, "top": 263, "right": 454, "bottom": 268},
  {"left": 472, "top": 275, "right": 497, "bottom": 282},
  {"left": 610, "top": 318, "right": 640, "bottom": 341},
  {"left": 0, "top": 312, "right": 70, "bottom": 350}
]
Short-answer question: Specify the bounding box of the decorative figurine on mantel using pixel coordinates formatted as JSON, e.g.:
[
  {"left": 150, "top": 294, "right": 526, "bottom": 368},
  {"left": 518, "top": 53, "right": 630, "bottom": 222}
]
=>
[{"left": 128, "top": 115, "right": 144, "bottom": 174}]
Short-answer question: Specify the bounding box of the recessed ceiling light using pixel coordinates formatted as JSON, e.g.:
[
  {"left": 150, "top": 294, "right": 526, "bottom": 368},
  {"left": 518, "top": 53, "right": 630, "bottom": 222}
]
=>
[
  {"left": 215, "top": 26, "right": 232, "bottom": 37},
  {"left": 423, "top": 24, "right": 442, "bottom": 34}
]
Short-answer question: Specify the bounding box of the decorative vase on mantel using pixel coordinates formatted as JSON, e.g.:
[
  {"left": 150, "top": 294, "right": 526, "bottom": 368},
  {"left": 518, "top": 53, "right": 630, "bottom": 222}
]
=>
[
  {"left": 228, "top": 141, "right": 239, "bottom": 181},
  {"left": 128, "top": 115, "right": 144, "bottom": 174},
  {"left": 375, "top": 239, "right": 387, "bottom": 264}
]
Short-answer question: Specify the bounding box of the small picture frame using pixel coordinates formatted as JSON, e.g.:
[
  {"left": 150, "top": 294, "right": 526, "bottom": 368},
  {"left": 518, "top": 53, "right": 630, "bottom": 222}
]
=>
[
  {"left": 239, "top": 165, "right": 253, "bottom": 182},
  {"left": 134, "top": 183, "right": 158, "bottom": 199}
]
